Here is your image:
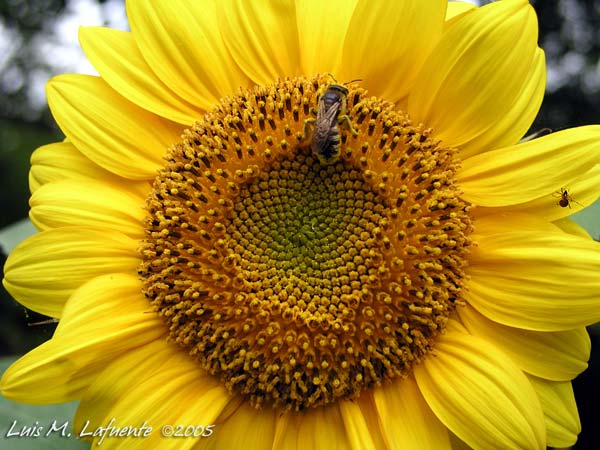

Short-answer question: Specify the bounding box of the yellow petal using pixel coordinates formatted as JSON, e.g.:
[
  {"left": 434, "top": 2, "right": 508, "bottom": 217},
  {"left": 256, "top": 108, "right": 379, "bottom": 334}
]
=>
[
  {"left": 554, "top": 217, "right": 592, "bottom": 238},
  {"left": 0, "top": 274, "right": 163, "bottom": 403},
  {"left": 459, "top": 306, "right": 590, "bottom": 381},
  {"left": 408, "top": 0, "right": 542, "bottom": 157},
  {"left": 79, "top": 27, "right": 202, "bottom": 125},
  {"left": 352, "top": 394, "right": 388, "bottom": 450},
  {"left": 341, "top": 0, "right": 446, "bottom": 103},
  {"left": 459, "top": 126, "right": 600, "bottom": 207},
  {"left": 468, "top": 216, "right": 600, "bottom": 331},
  {"left": 303, "top": 404, "right": 352, "bottom": 450},
  {"left": 217, "top": 0, "right": 301, "bottom": 84},
  {"left": 373, "top": 377, "right": 451, "bottom": 450},
  {"left": 74, "top": 340, "right": 173, "bottom": 431},
  {"left": 295, "top": 0, "right": 357, "bottom": 76},
  {"left": 449, "top": 432, "right": 474, "bottom": 450},
  {"left": 478, "top": 163, "right": 600, "bottom": 222},
  {"left": 47, "top": 74, "right": 183, "bottom": 180},
  {"left": 126, "top": 0, "right": 249, "bottom": 110},
  {"left": 471, "top": 211, "right": 559, "bottom": 234},
  {"left": 271, "top": 412, "right": 296, "bottom": 450},
  {"left": 527, "top": 376, "right": 581, "bottom": 448},
  {"left": 28, "top": 141, "right": 147, "bottom": 197},
  {"left": 29, "top": 179, "right": 146, "bottom": 238},
  {"left": 77, "top": 348, "right": 229, "bottom": 450},
  {"left": 272, "top": 403, "right": 352, "bottom": 450},
  {"left": 338, "top": 400, "right": 377, "bottom": 450},
  {"left": 445, "top": 2, "right": 476, "bottom": 23},
  {"left": 414, "top": 320, "right": 546, "bottom": 450},
  {"left": 2, "top": 227, "right": 139, "bottom": 317},
  {"left": 458, "top": 48, "right": 545, "bottom": 159},
  {"left": 209, "top": 402, "right": 276, "bottom": 450}
]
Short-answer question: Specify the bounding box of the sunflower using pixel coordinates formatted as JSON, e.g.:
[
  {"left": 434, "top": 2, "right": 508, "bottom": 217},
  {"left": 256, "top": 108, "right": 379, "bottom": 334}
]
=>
[{"left": 2, "top": 0, "right": 600, "bottom": 449}]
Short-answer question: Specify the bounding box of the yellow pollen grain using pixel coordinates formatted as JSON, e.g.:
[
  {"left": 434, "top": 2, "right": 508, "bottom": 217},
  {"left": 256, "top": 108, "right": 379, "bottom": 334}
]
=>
[{"left": 139, "top": 74, "right": 472, "bottom": 411}]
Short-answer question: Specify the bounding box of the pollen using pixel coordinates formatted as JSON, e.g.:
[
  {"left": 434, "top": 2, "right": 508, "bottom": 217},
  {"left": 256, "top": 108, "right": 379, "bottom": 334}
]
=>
[{"left": 139, "top": 74, "right": 473, "bottom": 410}]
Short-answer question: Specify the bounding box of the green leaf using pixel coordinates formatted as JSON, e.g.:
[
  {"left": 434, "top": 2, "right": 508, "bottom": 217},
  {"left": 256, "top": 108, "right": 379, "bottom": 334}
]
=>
[
  {"left": 572, "top": 198, "right": 600, "bottom": 240},
  {"left": 0, "top": 219, "right": 37, "bottom": 254},
  {"left": 0, "top": 357, "right": 89, "bottom": 449}
]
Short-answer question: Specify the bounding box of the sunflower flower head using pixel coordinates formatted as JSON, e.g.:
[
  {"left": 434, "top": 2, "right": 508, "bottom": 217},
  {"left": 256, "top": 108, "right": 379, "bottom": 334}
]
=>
[
  {"left": 2, "top": 1, "right": 600, "bottom": 449},
  {"left": 139, "top": 74, "right": 472, "bottom": 410}
]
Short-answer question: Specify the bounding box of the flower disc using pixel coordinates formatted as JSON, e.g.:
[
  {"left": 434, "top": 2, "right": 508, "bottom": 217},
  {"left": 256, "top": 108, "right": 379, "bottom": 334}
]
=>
[{"left": 139, "top": 75, "right": 473, "bottom": 410}]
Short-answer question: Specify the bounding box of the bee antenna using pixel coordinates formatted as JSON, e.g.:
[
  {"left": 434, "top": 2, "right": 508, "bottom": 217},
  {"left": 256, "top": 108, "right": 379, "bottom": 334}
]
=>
[
  {"left": 346, "top": 78, "right": 363, "bottom": 84},
  {"left": 326, "top": 72, "right": 339, "bottom": 83}
]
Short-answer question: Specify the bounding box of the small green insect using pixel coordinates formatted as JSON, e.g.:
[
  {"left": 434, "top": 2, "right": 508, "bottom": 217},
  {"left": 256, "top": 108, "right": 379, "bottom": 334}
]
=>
[{"left": 302, "top": 83, "right": 358, "bottom": 165}]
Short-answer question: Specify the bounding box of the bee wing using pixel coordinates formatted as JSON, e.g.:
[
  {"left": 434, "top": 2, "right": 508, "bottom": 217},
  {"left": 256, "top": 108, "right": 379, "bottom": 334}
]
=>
[
  {"left": 314, "top": 100, "right": 341, "bottom": 140},
  {"left": 310, "top": 96, "right": 344, "bottom": 161},
  {"left": 320, "top": 99, "right": 342, "bottom": 124}
]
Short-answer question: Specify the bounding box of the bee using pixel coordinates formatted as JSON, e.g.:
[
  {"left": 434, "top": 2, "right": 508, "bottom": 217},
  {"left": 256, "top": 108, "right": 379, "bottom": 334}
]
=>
[
  {"left": 302, "top": 83, "right": 358, "bottom": 164},
  {"left": 554, "top": 187, "right": 581, "bottom": 208}
]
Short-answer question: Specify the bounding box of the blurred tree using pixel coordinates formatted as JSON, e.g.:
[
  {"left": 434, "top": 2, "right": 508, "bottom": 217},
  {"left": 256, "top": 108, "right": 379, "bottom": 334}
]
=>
[
  {"left": 0, "top": 0, "right": 67, "bottom": 123},
  {"left": 531, "top": 0, "right": 600, "bottom": 130},
  {"left": 0, "top": 0, "right": 119, "bottom": 123}
]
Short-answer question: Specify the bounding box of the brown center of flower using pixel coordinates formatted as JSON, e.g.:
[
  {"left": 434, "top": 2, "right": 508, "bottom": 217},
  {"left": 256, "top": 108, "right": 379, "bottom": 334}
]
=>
[{"left": 139, "top": 74, "right": 472, "bottom": 411}]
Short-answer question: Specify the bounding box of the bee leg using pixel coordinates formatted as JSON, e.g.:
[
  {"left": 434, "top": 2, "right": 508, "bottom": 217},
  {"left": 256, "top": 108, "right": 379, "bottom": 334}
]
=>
[
  {"left": 339, "top": 115, "right": 359, "bottom": 136},
  {"left": 301, "top": 118, "right": 316, "bottom": 141}
]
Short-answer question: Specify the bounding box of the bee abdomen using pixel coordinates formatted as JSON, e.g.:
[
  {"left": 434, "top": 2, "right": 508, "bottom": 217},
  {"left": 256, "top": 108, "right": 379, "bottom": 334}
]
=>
[{"left": 315, "top": 130, "right": 341, "bottom": 163}]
